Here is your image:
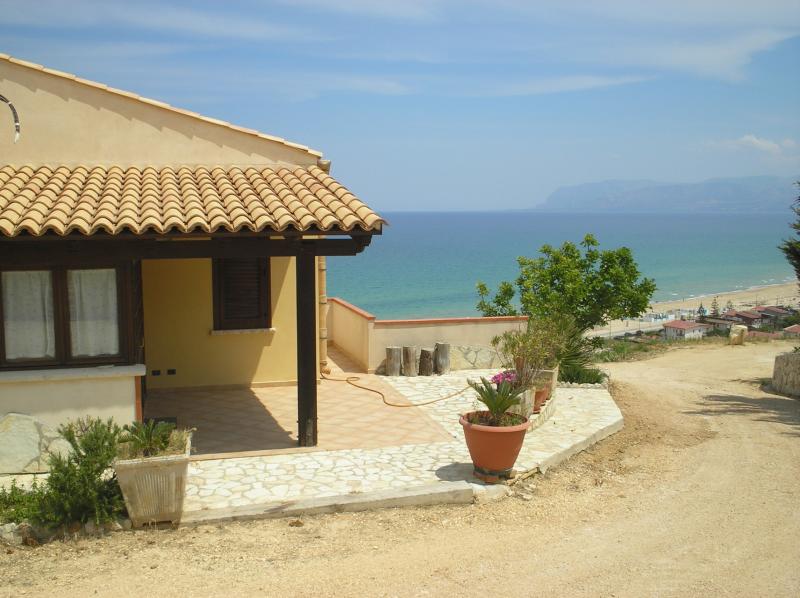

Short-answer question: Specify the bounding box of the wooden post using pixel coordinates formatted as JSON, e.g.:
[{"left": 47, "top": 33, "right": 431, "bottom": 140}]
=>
[
  {"left": 434, "top": 342, "right": 450, "bottom": 374},
  {"left": 318, "top": 256, "right": 331, "bottom": 374},
  {"left": 296, "top": 247, "right": 318, "bottom": 447},
  {"left": 402, "top": 346, "right": 418, "bottom": 376},
  {"left": 419, "top": 348, "right": 434, "bottom": 376},
  {"left": 385, "top": 346, "right": 402, "bottom": 376}
]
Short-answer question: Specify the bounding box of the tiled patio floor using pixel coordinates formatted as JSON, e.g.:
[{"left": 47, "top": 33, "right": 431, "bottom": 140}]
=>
[
  {"left": 182, "top": 372, "right": 624, "bottom": 515},
  {"left": 143, "top": 348, "right": 451, "bottom": 455}
]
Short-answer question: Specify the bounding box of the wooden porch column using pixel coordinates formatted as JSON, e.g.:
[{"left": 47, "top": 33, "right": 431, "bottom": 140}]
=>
[{"left": 296, "top": 247, "right": 318, "bottom": 446}]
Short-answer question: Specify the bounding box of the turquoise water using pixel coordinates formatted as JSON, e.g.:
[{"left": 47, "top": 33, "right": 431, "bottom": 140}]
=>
[{"left": 327, "top": 212, "right": 796, "bottom": 319}]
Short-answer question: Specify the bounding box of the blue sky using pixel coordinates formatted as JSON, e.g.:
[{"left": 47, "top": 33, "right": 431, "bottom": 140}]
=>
[{"left": 1, "top": 0, "right": 798, "bottom": 210}]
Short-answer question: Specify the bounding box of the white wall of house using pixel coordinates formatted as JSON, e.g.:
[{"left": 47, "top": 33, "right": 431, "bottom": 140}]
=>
[{"left": 664, "top": 326, "right": 706, "bottom": 340}]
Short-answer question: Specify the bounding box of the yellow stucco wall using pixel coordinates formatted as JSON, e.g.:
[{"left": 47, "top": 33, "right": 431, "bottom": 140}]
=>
[
  {"left": 0, "top": 58, "right": 319, "bottom": 167},
  {"left": 142, "top": 257, "right": 309, "bottom": 389}
]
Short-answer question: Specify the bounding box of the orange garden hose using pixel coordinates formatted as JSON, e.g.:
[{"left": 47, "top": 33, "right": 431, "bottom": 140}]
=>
[{"left": 320, "top": 372, "right": 472, "bottom": 408}]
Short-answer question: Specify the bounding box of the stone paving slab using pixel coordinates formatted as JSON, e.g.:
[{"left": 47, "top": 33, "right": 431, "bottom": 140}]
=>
[
  {"left": 182, "top": 370, "right": 623, "bottom": 519},
  {"left": 183, "top": 481, "right": 475, "bottom": 524}
]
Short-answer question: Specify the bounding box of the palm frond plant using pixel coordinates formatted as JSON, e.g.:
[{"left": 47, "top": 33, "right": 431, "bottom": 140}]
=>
[
  {"left": 468, "top": 377, "right": 527, "bottom": 426},
  {"left": 118, "top": 420, "right": 175, "bottom": 459}
]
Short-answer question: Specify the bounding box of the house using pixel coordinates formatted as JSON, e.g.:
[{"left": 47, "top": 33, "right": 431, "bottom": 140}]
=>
[
  {"left": 663, "top": 320, "right": 709, "bottom": 340},
  {"left": 0, "top": 54, "right": 384, "bottom": 448},
  {"left": 721, "top": 310, "right": 763, "bottom": 329},
  {"left": 753, "top": 305, "right": 793, "bottom": 325},
  {"left": 784, "top": 324, "right": 800, "bottom": 337},
  {"left": 701, "top": 317, "right": 734, "bottom": 332}
]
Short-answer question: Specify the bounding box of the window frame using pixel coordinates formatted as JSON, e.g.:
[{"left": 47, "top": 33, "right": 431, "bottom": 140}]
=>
[
  {"left": 212, "top": 258, "right": 271, "bottom": 331},
  {"left": 0, "top": 263, "right": 133, "bottom": 370}
]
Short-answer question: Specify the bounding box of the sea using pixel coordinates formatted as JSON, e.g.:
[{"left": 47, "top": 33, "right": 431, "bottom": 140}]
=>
[{"left": 327, "top": 212, "right": 796, "bottom": 319}]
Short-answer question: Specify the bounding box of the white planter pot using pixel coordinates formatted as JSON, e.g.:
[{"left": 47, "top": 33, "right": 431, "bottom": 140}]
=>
[{"left": 114, "top": 435, "right": 191, "bottom": 528}]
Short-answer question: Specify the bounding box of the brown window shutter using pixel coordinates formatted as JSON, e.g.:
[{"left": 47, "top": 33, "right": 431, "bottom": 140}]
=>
[{"left": 213, "top": 258, "right": 271, "bottom": 330}]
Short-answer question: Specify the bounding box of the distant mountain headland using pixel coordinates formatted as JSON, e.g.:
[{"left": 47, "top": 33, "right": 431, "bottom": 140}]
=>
[{"left": 536, "top": 176, "right": 799, "bottom": 213}]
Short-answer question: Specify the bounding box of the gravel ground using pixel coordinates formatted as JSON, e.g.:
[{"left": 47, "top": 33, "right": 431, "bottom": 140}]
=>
[{"left": 1, "top": 340, "right": 798, "bottom": 597}]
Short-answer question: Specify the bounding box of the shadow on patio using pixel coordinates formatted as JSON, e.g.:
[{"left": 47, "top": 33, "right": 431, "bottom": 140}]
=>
[{"left": 143, "top": 347, "right": 452, "bottom": 456}]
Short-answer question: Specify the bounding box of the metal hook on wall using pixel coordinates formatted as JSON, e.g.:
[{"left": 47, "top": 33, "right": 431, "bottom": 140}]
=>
[{"left": 0, "top": 94, "right": 20, "bottom": 143}]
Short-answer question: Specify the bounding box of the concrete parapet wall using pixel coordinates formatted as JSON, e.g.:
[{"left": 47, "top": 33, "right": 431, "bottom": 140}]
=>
[{"left": 327, "top": 297, "right": 526, "bottom": 373}]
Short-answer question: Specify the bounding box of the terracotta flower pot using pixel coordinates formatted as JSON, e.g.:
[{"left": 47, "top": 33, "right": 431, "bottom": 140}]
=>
[
  {"left": 533, "top": 387, "right": 549, "bottom": 413},
  {"left": 460, "top": 411, "right": 530, "bottom": 483}
]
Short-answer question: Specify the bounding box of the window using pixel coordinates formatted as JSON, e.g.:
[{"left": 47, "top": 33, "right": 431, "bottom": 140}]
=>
[
  {"left": 1, "top": 271, "right": 56, "bottom": 361},
  {"left": 68, "top": 269, "right": 120, "bottom": 357},
  {"left": 212, "top": 258, "right": 271, "bottom": 330},
  {"left": 0, "top": 265, "right": 128, "bottom": 368}
]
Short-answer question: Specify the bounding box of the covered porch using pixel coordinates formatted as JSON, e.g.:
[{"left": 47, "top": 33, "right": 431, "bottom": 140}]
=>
[
  {"left": 0, "top": 164, "right": 385, "bottom": 450},
  {"left": 143, "top": 348, "right": 452, "bottom": 456}
]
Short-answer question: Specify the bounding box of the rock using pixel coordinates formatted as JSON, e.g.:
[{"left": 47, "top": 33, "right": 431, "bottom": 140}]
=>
[
  {"left": 16, "top": 522, "right": 39, "bottom": 546},
  {"left": 0, "top": 522, "right": 21, "bottom": 546},
  {"left": 84, "top": 520, "right": 99, "bottom": 535},
  {"left": 729, "top": 325, "right": 747, "bottom": 345},
  {"left": 0, "top": 414, "right": 41, "bottom": 474},
  {"left": 104, "top": 520, "right": 123, "bottom": 532},
  {"left": 288, "top": 519, "right": 304, "bottom": 527},
  {"left": 120, "top": 518, "right": 133, "bottom": 531},
  {"left": 0, "top": 413, "right": 72, "bottom": 475}
]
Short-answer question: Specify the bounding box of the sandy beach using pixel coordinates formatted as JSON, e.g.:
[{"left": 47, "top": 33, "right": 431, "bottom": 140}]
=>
[{"left": 594, "top": 281, "right": 799, "bottom": 336}]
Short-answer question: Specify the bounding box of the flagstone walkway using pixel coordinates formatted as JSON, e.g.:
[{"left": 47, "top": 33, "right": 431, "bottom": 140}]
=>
[{"left": 183, "top": 370, "right": 623, "bottom": 516}]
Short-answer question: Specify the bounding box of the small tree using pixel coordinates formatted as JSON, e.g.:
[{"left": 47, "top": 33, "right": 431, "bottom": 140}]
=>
[
  {"left": 725, "top": 300, "right": 734, "bottom": 312},
  {"left": 780, "top": 184, "right": 800, "bottom": 291},
  {"left": 710, "top": 296, "right": 720, "bottom": 317},
  {"left": 697, "top": 302, "right": 707, "bottom": 318},
  {"left": 477, "top": 234, "right": 656, "bottom": 330}
]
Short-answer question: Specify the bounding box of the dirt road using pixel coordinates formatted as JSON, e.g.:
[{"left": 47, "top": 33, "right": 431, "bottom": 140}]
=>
[{"left": 2, "top": 341, "right": 798, "bottom": 597}]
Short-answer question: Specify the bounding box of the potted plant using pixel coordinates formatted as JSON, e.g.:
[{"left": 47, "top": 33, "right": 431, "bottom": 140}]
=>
[
  {"left": 492, "top": 316, "right": 561, "bottom": 418},
  {"left": 460, "top": 378, "right": 530, "bottom": 483},
  {"left": 114, "top": 421, "right": 192, "bottom": 528}
]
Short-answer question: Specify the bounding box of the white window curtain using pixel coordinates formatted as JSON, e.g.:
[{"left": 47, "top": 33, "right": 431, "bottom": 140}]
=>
[
  {"left": 68, "top": 269, "right": 119, "bottom": 357},
  {"left": 1, "top": 271, "right": 56, "bottom": 360}
]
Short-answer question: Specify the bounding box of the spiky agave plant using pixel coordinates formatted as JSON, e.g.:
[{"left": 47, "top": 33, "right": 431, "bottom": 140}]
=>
[
  {"left": 468, "top": 377, "right": 526, "bottom": 426},
  {"left": 119, "top": 420, "right": 175, "bottom": 458}
]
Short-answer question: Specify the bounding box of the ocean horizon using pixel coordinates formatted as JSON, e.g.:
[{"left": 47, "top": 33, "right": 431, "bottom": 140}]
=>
[{"left": 327, "top": 211, "right": 796, "bottom": 319}]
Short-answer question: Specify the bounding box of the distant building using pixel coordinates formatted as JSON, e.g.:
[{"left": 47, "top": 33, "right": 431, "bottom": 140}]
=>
[
  {"left": 784, "top": 324, "right": 800, "bottom": 337},
  {"left": 663, "top": 320, "right": 709, "bottom": 340},
  {"left": 703, "top": 317, "right": 734, "bottom": 332},
  {"left": 753, "top": 305, "right": 793, "bottom": 324},
  {"left": 721, "top": 310, "right": 763, "bottom": 329}
]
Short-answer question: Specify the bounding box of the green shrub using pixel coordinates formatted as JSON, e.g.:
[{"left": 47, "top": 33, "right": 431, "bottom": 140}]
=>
[
  {"left": 37, "top": 418, "right": 126, "bottom": 526},
  {"left": 0, "top": 480, "right": 46, "bottom": 524},
  {"left": 595, "top": 338, "right": 661, "bottom": 363},
  {"left": 559, "top": 365, "right": 607, "bottom": 384}
]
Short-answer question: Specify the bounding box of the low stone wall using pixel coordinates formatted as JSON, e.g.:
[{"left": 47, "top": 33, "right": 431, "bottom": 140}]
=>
[
  {"left": 772, "top": 352, "right": 800, "bottom": 397},
  {"left": 449, "top": 344, "right": 503, "bottom": 370}
]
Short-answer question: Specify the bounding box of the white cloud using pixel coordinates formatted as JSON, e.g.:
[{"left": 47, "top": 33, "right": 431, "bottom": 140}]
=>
[
  {"left": 578, "top": 30, "right": 795, "bottom": 81},
  {"left": 480, "top": 75, "right": 648, "bottom": 97},
  {"left": 713, "top": 134, "right": 797, "bottom": 155},
  {"left": 0, "top": 1, "right": 320, "bottom": 41},
  {"left": 275, "top": 0, "right": 437, "bottom": 20}
]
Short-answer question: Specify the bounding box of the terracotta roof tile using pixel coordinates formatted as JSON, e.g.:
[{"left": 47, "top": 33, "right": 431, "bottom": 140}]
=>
[{"left": 0, "top": 165, "right": 384, "bottom": 237}]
